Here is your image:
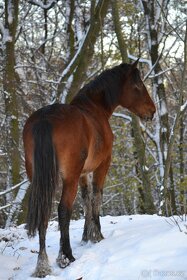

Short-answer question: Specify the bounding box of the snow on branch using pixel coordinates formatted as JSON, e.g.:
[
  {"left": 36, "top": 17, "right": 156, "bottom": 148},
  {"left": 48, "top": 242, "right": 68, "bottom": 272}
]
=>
[
  {"left": 58, "top": 26, "right": 90, "bottom": 81},
  {"left": 5, "top": 180, "right": 30, "bottom": 227},
  {"left": 180, "top": 100, "right": 187, "bottom": 113},
  {"left": 0, "top": 20, "right": 5, "bottom": 36},
  {"left": 103, "top": 193, "right": 120, "bottom": 206},
  {"left": 0, "top": 179, "right": 28, "bottom": 197},
  {"left": 127, "top": 54, "right": 167, "bottom": 82},
  {"left": 55, "top": 0, "right": 109, "bottom": 102},
  {"left": 7, "top": 0, "right": 13, "bottom": 25},
  {"left": 169, "top": 101, "right": 187, "bottom": 138},
  {"left": 0, "top": 21, "right": 12, "bottom": 43},
  {"left": 113, "top": 112, "right": 131, "bottom": 122},
  {"left": 0, "top": 204, "right": 11, "bottom": 211},
  {"left": 128, "top": 53, "right": 152, "bottom": 68},
  {"left": 149, "top": 67, "right": 174, "bottom": 78},
  {"left": 143, "top": 55, "right": 162, "bottom": 81}
]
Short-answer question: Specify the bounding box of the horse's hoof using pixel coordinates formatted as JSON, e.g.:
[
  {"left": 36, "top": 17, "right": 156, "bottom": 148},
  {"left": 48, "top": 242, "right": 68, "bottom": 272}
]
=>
[
  {"left": 32, "top": 251, "right": 52, "bottom": 278},
  {"left": 56, "top": 254, "right": 75, "bottom": 269},
  {"left": 83, "top": 235, "right": 104, "bottom": 243},
  {"left": 82, "top": 227, "right": 104, "bottom": 243},
  {"left": 32, "top": 266, "right": 52, "bottom": 278}
]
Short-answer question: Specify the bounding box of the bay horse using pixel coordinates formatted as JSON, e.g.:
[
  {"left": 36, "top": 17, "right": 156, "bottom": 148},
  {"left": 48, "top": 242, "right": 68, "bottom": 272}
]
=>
[{"left": 23, "top": 60, "right": 156, "bottom": 277}]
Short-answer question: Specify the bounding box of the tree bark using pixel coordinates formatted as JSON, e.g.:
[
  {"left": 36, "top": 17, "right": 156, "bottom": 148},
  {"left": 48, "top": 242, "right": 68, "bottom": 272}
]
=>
[
  {"left": 3, "top": 0, "right": 20, "bottom": 187},
  {"left": 112, "top": 0, "right": 155, "bottom": 214},
  {"left": 141, "top": 0, "right": 176, "bottom": 215},
  {"left": 179, "top": 114, "right": 185, "bottom": 213},
  {"left": 131, "top": 117, "right": 156, "bottom": 214},
  {"left": 56, "top": 0, "right": 109, "bottom": 103},
  {"left": 163, "top": 20, "right": 187, "bottom": 211}
]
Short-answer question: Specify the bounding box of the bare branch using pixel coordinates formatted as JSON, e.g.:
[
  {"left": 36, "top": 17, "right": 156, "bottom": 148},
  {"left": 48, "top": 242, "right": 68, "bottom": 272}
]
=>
[
  {"left": 28, "top": 0, "right": 58, "bottom": 10},
  {"left": 0, "top": 179, "right": 28, "bottom": 196}
]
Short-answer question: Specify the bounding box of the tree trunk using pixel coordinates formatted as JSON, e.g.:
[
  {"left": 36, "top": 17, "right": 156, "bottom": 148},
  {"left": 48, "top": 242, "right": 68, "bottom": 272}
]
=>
[
  {"left": 163, "top": 19, "right": 187, "bottom": 213},
  {"left": 112, "top": 0, "right": 155, "bottom": 214},
  {"left": 179, "top": 115, "right": 185, "bottom": 213},
  {"left": 141, "top": 0, "right": 176, "bottom": 215},
  {"left": 3, "top": 0, "right": 20, "bottom": 187},
  {"left": 56, "top": 0, "right": 109, "bottom": 103},
  {"left": 131, "top": 116, "right": 156, "bottom": 214},
  {"left": 2, "top": 0, "right": 20, "bottom": 226}
]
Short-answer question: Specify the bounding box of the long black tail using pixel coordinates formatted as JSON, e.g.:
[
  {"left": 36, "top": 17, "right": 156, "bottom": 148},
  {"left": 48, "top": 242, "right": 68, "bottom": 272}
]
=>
[{"left": 27, "top": 119, "right": 58, "bottom": 237}]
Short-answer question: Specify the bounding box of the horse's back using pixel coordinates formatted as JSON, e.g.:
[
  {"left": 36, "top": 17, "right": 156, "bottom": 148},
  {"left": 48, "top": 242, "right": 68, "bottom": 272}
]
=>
[
  {"left": 23, "top": 103, "right": 113, "bottom": 180},
  {"left": 23, "top": 103, "right": 84, "bottom": 138}
]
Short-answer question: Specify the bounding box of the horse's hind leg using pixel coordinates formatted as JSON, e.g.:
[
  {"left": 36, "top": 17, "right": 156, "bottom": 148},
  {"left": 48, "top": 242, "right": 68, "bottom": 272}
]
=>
[
  {"left": 33, "top": 223, "right": 51, "bottom": 278},
  {"left": 80, "top": 157, "right": 111, "bottom": 243},
  {"left": 57, "top": 179, "right": 78, "bottom": 268},
  {"left": 80, "top": 174, "right": 98, "bottom": 242}
]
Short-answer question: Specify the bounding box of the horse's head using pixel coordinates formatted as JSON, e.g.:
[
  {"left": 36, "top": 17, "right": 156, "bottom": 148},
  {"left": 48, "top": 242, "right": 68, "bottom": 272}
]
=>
[{"left": 119, "top": 60, "right": 156, "bottom": 120}]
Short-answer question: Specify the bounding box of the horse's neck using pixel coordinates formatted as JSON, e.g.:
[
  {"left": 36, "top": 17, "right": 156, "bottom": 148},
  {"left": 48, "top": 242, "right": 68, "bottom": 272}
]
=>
[
  {"left": 95, "top": 94, "right": 117, "bottom": 118},
  {"left": 71, "top": 90, "right": 117, "bottom": 119}
]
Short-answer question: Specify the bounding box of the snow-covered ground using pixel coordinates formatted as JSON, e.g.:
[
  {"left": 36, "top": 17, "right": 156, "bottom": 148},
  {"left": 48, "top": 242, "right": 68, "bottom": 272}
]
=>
[{"left": 0, "top": 215, "right": 187, "bottom": 280}]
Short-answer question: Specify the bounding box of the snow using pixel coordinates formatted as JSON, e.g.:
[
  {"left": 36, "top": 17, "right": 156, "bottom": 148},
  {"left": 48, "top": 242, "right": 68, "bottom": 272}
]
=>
[
  {"left": 8, "top": 1, "right": 13, "bottom": 25},
  {"left": 61, "top": 74, "right": 73, "bottom": 104},
  {"left": 160, "top": 101, "right": 167, "bottom": 116},
  {"left": 180, "top": 101, "right": 187, "bottom": 112},
  {"left": 143, "top": 165, "right": 149, "bottom": 171},
  {"left": 127, "top": 54, "right": 152, "bottom": 68},
  {"left": 5, "top": 180, "right": 29, "bottom": 227},
  {"left": 75, "top": 2, "right": 84, "bottom": 44},
  {"left": 0, "top": 179, "right": 28, "bottom": 197},
  {"left": 160, "top": 185, "right": 164, "bottom": 192},
  {"left": 0, "top": 215, "right": 187, "bottom": 280},
  {"left": 58, "top": 26, "right": 90, "bottom": 81}
]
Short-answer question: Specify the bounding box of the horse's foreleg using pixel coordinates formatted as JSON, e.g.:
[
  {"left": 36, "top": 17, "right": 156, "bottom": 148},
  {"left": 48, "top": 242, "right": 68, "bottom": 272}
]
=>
[
  {"left": 57, "top": 180, "right": 77, "bottom": 268},
  {"left": 33, "top": 223, "right": 51, "bottom": 278}
]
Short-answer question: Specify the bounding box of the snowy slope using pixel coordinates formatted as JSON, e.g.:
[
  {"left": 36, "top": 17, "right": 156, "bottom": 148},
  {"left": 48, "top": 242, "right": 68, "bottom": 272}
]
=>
[{"left": 0, "top": 215, "right": 187, "bottom": 280}]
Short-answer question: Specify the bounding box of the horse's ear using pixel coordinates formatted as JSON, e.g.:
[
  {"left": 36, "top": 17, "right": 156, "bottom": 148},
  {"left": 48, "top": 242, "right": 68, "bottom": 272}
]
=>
[{"left": 131, "top": 58, "right": 139, "bottom": 71}]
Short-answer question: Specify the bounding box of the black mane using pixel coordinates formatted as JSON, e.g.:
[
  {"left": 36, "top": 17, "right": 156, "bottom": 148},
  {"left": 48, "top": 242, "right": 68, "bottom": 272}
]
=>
[{"left": 71, "top": 63, "right": 133, "bottom": 109}]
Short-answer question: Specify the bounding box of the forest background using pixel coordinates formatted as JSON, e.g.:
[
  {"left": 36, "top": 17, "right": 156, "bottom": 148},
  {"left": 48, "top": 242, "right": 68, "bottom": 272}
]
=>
[{"left": 0, "top": 0, "right": 186, "bottom": 228}]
